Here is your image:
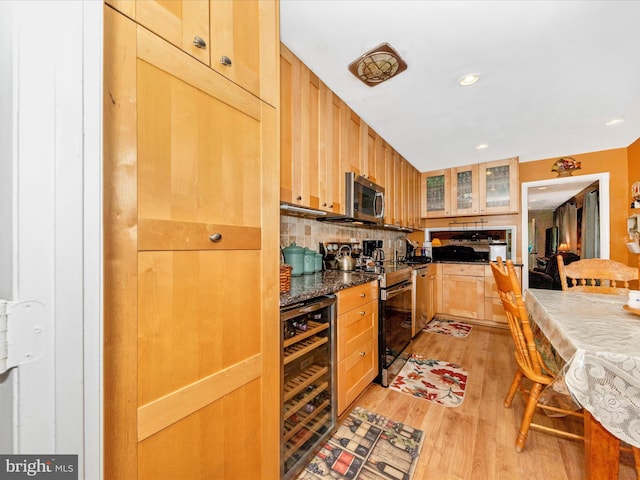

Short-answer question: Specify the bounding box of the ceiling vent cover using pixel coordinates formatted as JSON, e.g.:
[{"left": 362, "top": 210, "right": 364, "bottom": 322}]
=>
[{"left": 348, "top": 43, "right": 407, "bottom": 87}]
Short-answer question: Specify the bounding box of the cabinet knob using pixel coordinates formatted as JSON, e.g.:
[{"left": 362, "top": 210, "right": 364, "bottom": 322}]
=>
[
  {"left": 296, "top": 196, "right": 302, "bottom": 201},
  {"left": 359, "top": 311, "right": 366, "bottom": 316},
  {"left": 359, "top": 352, "right": 366, "bottom": 357},
  {"left": 359, "top": 293, "right": 366, "bottom": 298},
  {"left": 209, "top": 233, "right": 222, "bottom": 242},
  {"left": 329, "top": 204, "right": 333, "bottom": 209},
  {"left": 220, "top": 55, "right": 232, "bottom": 66},
  {"left": 322, "top": 202, "right": 327, "bottom": 207},
  {"left": 193, "top": 36, "right": 207, "bottom": 49}
]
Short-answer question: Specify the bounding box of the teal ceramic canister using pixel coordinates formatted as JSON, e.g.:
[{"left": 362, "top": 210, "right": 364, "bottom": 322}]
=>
[
  {"left": 303, "top": 248, "right": 316, "bottom": 275},
  {"left": 314, "top": 252, "right": 323, "bottom": 272},
  {"left": 283, "top": 242, "right": 304, "bottom": 276}
]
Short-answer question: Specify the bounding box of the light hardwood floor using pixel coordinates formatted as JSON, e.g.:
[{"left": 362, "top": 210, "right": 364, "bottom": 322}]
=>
[{"left": 353, "top": 324, "right": 636, "bottom": 480}]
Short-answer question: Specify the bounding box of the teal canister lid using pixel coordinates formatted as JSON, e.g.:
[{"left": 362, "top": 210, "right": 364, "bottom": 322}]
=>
[{"left": 283, "top": 242, "right": 304, "bottom": 276}]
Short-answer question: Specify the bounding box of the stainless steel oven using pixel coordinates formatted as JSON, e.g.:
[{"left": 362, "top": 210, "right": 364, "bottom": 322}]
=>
[{"left": 377, "top": 265, "right": 413, "bottom": 387}]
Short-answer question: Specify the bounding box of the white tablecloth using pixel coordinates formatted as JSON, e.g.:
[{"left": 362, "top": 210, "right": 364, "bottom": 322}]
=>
[{"left": 524, "top": 288, "right": 640, "bottom": 447}]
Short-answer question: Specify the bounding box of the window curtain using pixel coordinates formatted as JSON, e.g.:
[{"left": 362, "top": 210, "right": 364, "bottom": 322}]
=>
[
  {"left": 581, "top": 190, "right": 600, "bottom": 258},
  {"left": 554, "top": 203, "right": 578, "bottom": 254}
]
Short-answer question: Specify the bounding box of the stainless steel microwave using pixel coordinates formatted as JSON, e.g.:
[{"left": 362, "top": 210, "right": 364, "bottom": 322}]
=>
[{"left": 345, "top": 172, "right": 385, "bottom": 225}]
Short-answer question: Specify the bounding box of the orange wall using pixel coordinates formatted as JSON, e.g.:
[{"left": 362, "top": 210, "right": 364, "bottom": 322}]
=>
[
  {"left": 520, "top": 147, "right": 630, "bottom": 263},
  {"left": 628, "top": 138, "right": 640, "bottom": 264}
]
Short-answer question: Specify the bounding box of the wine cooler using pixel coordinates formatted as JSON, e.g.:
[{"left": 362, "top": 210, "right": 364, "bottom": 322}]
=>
[{"left": 280, "top": 295, "right": 337, "bottom": 479}]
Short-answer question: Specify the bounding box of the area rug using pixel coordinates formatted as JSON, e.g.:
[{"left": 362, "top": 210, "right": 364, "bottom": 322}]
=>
[
  {"left": 297, "top": 406, "right": 424, "bottom": 480},
  {"left": 422, "top": 318, "right": 472, "bottom": 338},
  {"left": 389, "top": 355, "right": 468, "bottom": 407}
]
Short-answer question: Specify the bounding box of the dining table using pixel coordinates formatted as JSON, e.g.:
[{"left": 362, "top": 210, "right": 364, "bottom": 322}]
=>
[{"left": 524, "top": 288, "right": 640, "bottom": 479}]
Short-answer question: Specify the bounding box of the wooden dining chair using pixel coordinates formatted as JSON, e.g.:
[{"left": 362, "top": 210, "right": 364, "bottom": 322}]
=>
[
  {"left": 490, "top": 257, "right": 584, "bottom": 452},
  {"left": 557, "top": 256, "right": 638, "bottom": 293}
]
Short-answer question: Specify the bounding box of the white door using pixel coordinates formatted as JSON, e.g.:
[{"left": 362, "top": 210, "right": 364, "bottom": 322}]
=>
[{"left": 0, "top": 2, "right": 102, "bottom": 478}]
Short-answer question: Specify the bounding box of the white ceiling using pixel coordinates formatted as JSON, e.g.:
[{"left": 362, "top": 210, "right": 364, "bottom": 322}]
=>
[{"left": 280, "top": 0, "right": 640, "bottom": 172}]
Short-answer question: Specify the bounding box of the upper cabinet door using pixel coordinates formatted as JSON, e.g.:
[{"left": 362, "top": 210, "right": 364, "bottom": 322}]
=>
[
  {"left": 451, "top": 164, "right": 479, "bottom": 216},
  {"left": 136, "top": 0, "right": 211, "bottom": 66},
  {"left": 421, "top": 169, "right": 451, "bottom": 218},
  {"left": 210, "top": 0, "right": 261, "bottom": 99},
  {"left": 478, "top": 157, "right": 519, "bottom": 215}
]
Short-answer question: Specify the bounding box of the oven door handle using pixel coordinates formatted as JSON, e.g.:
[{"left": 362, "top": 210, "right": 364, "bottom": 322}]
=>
[{"left": 381, "top": 282, "right": 412, "bottom": 300}]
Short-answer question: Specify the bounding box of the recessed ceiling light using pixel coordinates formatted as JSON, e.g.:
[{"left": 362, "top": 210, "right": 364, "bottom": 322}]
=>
[
  {"left": 459, "top": 74, "right": 479, "bottom": 86},
  {"left": 476, "top": 143, "right": 488, "bottom": 150},
  {"left": 605, "top": 118, "right": 624, "bottom": 126}
]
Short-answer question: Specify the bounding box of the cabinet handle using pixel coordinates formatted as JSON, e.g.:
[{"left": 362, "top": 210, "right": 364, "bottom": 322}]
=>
[
  {"left": 359, "top": 311, "right": 366, "bottom": 316},
  {"left": 359, "top": 293, "right": 366, "bottom": 298},
  {"left": 296, "top": 196, "right": 302, "bottom": 201},
  {"left": 209, "top": 233, "right": 222, "bottom": 242},
  {"left": 322, "top": 202, "right": 327, "bottom": 207},
  {"left": 329, "top": 204, "right": 333, "bottom": 209},
  {"left": 359, "top": 352, "right": 366, "bottom": 357},
  {"left": 193, "top": 36, "right": 207, "bottom": 49},
  {"left": 220, "top": 55, "right": 232, "bottom": 66}
]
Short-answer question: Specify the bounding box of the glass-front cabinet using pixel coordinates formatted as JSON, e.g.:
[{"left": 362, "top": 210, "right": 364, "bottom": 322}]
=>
[
  {"left": 421, "top": 157, "right": 519, "bottom": 218},
  {"left": 451, "top": 164, "right": 479, "bottom": 215},
  {"left": 420, "top": 169, "right": 451, "bottom": 218},
  {"left": 478, "top": 157, "right": 519, "bottom": 214}
]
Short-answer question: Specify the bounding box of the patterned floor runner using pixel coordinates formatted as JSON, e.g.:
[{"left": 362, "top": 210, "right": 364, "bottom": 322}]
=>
[
  {"left": 422, "top": 318, "right": 472, "bottom": 338},
  {"left": 297, "top": 406, "right": 424, "bottom": 480},
  {"left": 389, "top": 355, "right": 468, "bottom": 407}
]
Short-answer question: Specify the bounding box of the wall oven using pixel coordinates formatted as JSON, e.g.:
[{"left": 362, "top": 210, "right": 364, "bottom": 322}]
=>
[{"left": 377, "top": 266, "right": 413, "bottom": 387}]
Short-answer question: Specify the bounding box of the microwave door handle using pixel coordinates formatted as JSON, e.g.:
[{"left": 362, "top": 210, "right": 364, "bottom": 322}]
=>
[{"left": 375, "top": 192, "right": 385, "bottom": 219}]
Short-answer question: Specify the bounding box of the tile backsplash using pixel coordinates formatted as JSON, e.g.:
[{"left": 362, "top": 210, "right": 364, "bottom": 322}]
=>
[{"left": 280, "top": 215, "right": 421, "bottom": 258}]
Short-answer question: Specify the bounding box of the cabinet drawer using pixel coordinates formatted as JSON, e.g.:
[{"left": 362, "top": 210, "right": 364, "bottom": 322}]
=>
[
  {"left": 337, "top": 281, "right": 378, "bottom": 313},
  {"left": 441, "top": 263, "right": 485, "bottom": 277},
  {"left": 337, "top": 301, "right": 376, "bottom": 360}
]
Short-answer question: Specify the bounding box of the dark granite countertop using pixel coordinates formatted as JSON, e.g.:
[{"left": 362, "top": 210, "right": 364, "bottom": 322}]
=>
[{"left": 280, "top": 270, "right": 379, "bottom": 308}]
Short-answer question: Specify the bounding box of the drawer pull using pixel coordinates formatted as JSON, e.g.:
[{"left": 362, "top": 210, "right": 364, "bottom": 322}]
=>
[
  {"left": 193, "top": 36, "right": 207, "bottom": 49},
  {"left": 220, "top": 55, "right": 232, "bottom": 66},
  {"left": 359, "top": 352, "right": 366, "bottom": 357},
  {"left": 209, "top": 233, "right": 222, "bottom": 242},
  {"left": 359, "top": 311, "right": 366, "bottom": 316},
  {"left": 359, "top": 293, "right": 366, "bottom": 298}
]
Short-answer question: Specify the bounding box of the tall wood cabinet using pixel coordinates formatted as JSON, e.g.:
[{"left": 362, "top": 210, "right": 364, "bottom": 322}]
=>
[{"left": 103, "top": 2, "right": 280, "bottom": 479}]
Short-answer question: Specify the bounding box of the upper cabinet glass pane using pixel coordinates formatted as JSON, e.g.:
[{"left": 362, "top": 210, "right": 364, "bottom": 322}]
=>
[
  {"left": 426, "top": 175, "right": 445, "bottom": 212},
  {"left": 456, "top": 170, "right": 473, "bottom": 210},
  {"left": 485, "top": 165, "right": 510, "bottom": 207}
]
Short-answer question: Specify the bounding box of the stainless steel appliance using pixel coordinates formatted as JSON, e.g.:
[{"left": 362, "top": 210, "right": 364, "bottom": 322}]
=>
[
  {"left": 317, "top": 173, "right": 384, "bottom": 226},
  {"left": 377, "top": 265, "right": 414, "bottom": 387},
  {"left": 280, "top": 296, "right": 337, "bottom": 479}
]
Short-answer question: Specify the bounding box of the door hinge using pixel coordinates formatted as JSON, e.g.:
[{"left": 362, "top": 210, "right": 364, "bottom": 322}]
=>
[{"left": 0, "top": 300, "right": 46, "bottom": 375}]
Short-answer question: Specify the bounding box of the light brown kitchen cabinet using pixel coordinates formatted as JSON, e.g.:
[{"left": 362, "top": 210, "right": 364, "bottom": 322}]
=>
[
  {"left": 125, "top": 0, "right": 275, "bottom": 104},
  {"left": 440, "top": 264, "right": 485, "bottom": 319},
  {"left": 413, "top": 264, "right": 436, "bottom": 336},
  {"left": 421, "top": 157, "right": 519, "bottom": 218},
  {"left": 103, "top": 3, "right": 280, "bottom": 479},
  {"left": 451, "top": 164, "right": 480, "bottom": 216},
  {"left": 342, "top": 110, "right": 363, "bottom": 177},
  {"left": 426, "top": 264, "right": 437, "bottom": 325},
  {"left": 421, "top": 169, "right": 451, "bottom": 218},
  {"left": 484, "top": 263, "right": 522, "bottom": 324},
  {"left": 336, "top": 281, "right": 379, "bottom": 415},
  {"left": 478, "top": 157, "right": 519, "bottom": 215},
  {"left": 281, "top": 46, "right": 348, "bottom": 214}
]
